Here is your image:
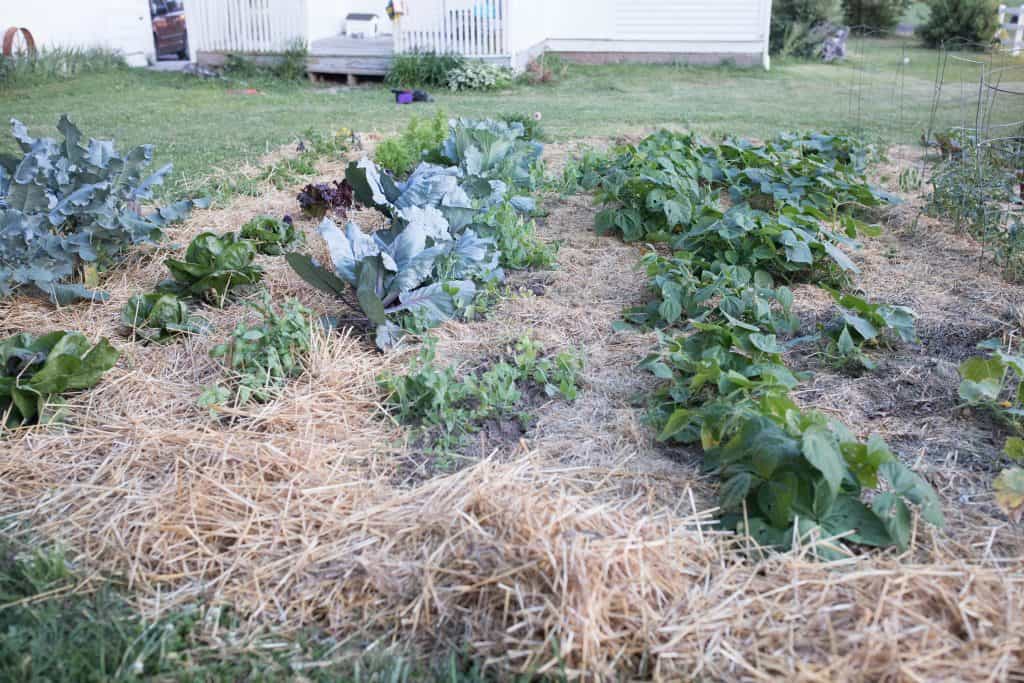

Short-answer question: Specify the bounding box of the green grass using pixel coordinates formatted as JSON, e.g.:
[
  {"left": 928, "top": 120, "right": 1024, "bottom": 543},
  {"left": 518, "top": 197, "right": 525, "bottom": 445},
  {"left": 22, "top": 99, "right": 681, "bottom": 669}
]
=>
[
  {"left": 2, "top": 38, "right": 1020, "bottom": 201},
  {"left": 0, "top": 537, "right": 561, "bottom": 681}
]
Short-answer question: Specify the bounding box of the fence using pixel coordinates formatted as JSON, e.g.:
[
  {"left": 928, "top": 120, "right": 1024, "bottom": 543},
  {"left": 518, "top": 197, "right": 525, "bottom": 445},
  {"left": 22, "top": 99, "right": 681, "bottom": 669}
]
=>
[
  {"left": 188, "top": 0, "right": 308, "bottom": 54},
  {"left": 1000, "top": 4, "right": 1024, "bottom": 56},
  {"left": 395, "top": 0, "right": 510, "bottom": 58}
]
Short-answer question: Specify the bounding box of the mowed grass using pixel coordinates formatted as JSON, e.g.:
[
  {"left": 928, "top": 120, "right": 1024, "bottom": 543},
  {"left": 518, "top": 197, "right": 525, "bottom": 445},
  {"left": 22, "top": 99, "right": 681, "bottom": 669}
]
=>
[{"left": 2, "top": 38, "right": 1021, "bottom": 200}]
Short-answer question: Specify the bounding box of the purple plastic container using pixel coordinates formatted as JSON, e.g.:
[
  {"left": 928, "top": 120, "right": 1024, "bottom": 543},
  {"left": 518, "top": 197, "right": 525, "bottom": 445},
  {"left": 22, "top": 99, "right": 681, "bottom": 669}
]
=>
[{"left": 396, "top": 91, "right": 414, "bottom": 105}]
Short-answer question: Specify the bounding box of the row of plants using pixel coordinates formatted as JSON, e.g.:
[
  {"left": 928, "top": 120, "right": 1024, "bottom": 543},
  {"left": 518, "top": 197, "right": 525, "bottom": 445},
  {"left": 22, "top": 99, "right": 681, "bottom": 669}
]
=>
[
  {"left": 286, "top": 117, "right": 549, "bottom": 349},
  {"left": 386, "top": 51, "right": 513, "bottom": 92},
  {"left": 576, "top": 128, "right": 945, "bottom": 558}
]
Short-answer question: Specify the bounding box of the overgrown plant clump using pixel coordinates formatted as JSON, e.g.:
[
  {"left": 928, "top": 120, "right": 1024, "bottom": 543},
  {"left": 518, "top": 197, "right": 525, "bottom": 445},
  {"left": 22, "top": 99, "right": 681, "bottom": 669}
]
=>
[
  {"left": 378, "top": 335, "right": 582, "bottom": 455},
  {"left": 374, "top": 111, "right": 449, "bottom": 177},
  {"left": 288, "top": 118, "right": 548, "bottom": 349},
  {"left": 446, "top": 61, "right": 513, "bottom": 92},
  {"left": 0, "top": 331, "right": 119, "bottom": 428},
  {"left": 0, "top": 116, "right": 208, "bottom": 304},
  {"left": 120, "top": 293, "right": 208, "bottom": 343},
  {"left": 199, "top": 294, "right": 313, "bottom": 409},
  {"left": 385, "top": 51, "right": 466, "bottom": 89},
  {"left": 161, "top": 231, "right": 264, "bottom": 305},
  {"left": 586, "top": 128, "right": 941, "bottom": 557}
]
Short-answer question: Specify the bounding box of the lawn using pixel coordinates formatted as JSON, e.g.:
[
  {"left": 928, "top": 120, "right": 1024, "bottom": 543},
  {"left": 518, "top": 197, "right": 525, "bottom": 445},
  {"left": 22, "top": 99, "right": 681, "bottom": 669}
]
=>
[{"left": 2, "top": 38, "right": 1020, "bottom": 200}]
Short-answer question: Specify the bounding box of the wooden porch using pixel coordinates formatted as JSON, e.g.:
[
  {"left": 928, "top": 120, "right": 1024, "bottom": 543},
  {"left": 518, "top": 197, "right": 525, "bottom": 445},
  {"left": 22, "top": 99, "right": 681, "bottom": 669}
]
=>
[{"left": 307, "top": 35, "right": 394, "bottom": 80}]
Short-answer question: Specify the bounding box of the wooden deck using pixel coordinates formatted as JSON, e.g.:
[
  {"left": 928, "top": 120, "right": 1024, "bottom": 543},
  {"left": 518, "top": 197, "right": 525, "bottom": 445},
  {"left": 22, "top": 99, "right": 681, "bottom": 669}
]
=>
[{"left": 307, "top": 35, "right": 394, "bottom": 79}]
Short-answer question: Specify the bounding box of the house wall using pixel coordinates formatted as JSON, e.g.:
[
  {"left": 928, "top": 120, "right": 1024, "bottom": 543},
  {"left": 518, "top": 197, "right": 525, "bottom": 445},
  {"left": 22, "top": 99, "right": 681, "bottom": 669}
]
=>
[
  {"left": 3, "top": 0, "right": 156, "bottom": 65},
  {"left": 306, "top": 0, "right": 392, "bottom": 42},
  {"left": 543, "top": 0, "right": 771, "bottom": 68}
]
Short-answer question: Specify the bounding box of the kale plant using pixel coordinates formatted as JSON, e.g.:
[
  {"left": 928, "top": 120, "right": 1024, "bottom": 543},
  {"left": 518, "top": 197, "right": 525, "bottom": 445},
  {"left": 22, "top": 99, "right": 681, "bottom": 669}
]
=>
[{"left": 0, "top": 116, "right": 207, "bottom": 304}]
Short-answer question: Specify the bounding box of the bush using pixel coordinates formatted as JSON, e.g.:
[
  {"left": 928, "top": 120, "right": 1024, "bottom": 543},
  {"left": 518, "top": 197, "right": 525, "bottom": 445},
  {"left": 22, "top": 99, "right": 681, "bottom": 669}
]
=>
[
  {"left": 375, "top": 110, "right": 449, "bottom": 176},
  {"left": 446, "top": 61, "right": 513, "bottom": 91},
  {"left": 386, "top": 51, "right": 465, "bottom": 88},
  {"left": 771, "top": 0, "right": 844, "bottom": 53},
  {"left": 844, "top": 0, "right": 912, "bottom": 30},
  {"left": 917, "top": 0, "right": 1000, "bottom": 48}
]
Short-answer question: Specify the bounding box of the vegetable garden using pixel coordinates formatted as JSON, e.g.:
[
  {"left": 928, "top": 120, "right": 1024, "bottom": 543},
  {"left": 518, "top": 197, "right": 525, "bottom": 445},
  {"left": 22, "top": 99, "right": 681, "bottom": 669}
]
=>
[{"left": 1, "top": 106, "right": 1023, "bottom": 680}]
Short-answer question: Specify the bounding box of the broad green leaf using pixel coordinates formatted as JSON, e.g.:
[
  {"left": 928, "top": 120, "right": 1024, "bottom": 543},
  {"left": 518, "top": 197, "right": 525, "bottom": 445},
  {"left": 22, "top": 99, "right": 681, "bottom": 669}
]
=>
[
  {"left": 801, "top": 424, "right": 845, "bottom": 496},
  {"left": 1005, "top": 437, "right": 1024, "bottom": 464}
]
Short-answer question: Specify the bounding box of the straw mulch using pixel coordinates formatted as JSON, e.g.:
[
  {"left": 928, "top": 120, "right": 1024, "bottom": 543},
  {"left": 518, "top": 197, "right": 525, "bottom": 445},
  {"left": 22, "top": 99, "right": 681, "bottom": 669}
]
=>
[{"left": 2, "top": 142, "right": 1024, "bottom": 681}]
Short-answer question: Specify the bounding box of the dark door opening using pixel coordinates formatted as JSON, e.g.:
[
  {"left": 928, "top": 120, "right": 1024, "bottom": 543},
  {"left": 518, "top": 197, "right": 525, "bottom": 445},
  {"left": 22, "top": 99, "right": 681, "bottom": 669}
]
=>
[{"left": 151, "top": 0, "right": 188, "bottom": 60}]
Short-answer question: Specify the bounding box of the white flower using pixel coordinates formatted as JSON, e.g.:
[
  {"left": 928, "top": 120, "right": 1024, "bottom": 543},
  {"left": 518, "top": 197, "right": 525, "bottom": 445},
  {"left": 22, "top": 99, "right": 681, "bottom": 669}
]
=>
[{"left": 532, "top": 111, "right": 543, "bottom": 121}]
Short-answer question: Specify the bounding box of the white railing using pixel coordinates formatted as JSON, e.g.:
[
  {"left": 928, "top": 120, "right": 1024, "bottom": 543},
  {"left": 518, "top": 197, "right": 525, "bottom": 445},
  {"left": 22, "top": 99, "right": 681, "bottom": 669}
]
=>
[
  {"left": 999, "top": 4, "right": 1024, "bottom": 56},
  {"left": 395, "top": 0, "right": 510, "bottom": 58},
  {"left": 188, "top": 0, "right": 309, "bottom": 54}
]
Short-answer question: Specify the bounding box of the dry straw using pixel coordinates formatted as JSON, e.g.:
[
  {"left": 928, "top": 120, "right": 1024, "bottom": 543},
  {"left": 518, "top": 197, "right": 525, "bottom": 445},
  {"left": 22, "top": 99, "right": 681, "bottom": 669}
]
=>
[{"left": 2, "top": 142, "right": 1024, "bottom": 681}]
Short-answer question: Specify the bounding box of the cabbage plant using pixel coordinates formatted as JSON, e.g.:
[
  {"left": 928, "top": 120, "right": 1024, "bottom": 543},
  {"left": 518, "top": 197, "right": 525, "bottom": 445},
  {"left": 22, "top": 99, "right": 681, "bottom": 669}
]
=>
[
  {"left": 161, "top": 232, "right": 263, "bottom": 304},
  {"left": 120, "top": 293, "right": 208, "bottom": 343},
  {"left": 239, "top": 215, "right": 303, "bottom": 256}
]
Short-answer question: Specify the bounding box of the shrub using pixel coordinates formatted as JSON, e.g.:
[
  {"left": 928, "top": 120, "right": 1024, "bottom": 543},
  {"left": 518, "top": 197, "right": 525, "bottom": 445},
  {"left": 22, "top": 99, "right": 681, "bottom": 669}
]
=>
[
  {"left": 843, "top": 0, "right": 912, "bottom": 30},
  {"left": 374, "top": 110, "right": 449, "bottom": 176},
  {"left": 771, "top": 0, "right": 844, "bottom": 54},
  {"left": 917, "top": 0, "right": 1000, "bottom": 48},
  {"left": 386, "top": 51, "right": 465, "bottom": 88},
  {"left": 446, "top": 61, "right": 513, "bottom": 91}
]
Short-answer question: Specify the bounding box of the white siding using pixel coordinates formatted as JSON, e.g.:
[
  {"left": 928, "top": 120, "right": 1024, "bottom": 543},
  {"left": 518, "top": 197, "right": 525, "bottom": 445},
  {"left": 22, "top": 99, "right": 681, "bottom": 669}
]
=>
[
  {"left": 1, "top": 0, "right": 155, "bottom": 63},
  {"left": 544, "top": 0, "right": 771, "bottom": 64}
]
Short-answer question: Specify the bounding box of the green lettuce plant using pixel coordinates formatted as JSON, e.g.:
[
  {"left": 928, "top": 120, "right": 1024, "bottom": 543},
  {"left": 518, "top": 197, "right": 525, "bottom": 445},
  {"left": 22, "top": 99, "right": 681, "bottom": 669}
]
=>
[
  {"left": 239, "top": 215, "right": 303, "bottom": 256},
  {"left": 161, "top": 232, "right": 263, "bottom": 305},
  {"left": 1, "top": 331, "right": 119, "bottom": 428},
  {"left": 120, "top": 293, "right": 207, "bottom": 343}
]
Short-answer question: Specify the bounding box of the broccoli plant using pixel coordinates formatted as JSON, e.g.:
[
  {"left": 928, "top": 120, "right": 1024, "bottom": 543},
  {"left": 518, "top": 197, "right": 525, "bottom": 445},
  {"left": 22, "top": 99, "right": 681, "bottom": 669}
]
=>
[
  {"left": 0, "top": 116, "right": 208, "bottom": 304},
  {"left": 1, "top": 331, "right": 119, "bottom": 428}
]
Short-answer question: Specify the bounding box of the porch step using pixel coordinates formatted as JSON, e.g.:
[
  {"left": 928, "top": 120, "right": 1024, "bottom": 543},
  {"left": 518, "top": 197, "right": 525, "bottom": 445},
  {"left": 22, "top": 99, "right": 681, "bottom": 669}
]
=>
[{"left": 307, "top": 35, "right": 394, "bottom": 77}]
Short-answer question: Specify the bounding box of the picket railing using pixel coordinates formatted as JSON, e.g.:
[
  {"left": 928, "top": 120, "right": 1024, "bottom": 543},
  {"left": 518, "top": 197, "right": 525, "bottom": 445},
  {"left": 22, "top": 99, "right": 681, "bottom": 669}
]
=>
[
  {"left": 395, "top": 0, "right": 510, "bottom": 58},
  {"left": 188, "top": 0, "right": 308, "bottom": 54},
  {"left": 1000, "top": 4, "right": 1024, "bottom": 56}
]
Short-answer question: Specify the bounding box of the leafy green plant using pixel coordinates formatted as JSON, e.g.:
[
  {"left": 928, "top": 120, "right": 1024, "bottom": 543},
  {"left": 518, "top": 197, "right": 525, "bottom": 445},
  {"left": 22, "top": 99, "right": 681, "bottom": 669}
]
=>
[
  {"left": 200, "top": 294, "right": 313, "bottom": 409},
  {"left": 287, "top": 217, "right": 488, "bottom": 349},
  {"left": 375, "top": 111, "right": 449, "bottom": 177},
  {"left": 917, "top": 0, "right": 1000, "bottom": 48},
  {"left": 386, "top": 51, "right": 466, "bottom": 88},
  {"left": 438, "top": 118, "right": 544, "bottom": 194},
  {"left": 823, "top": 290, "right": 917, "bottom": 371},
  {"left": 240, "top": 215, "right": 304, "bottom": 255},
  {"left": 0, "top": 47, "right": 126, "bottom": 90},
  {"left": 958, "top": 341, "right": 1024, "bottom": 433},
  {"left": 0, "top": 332, "right": 119, "bottom": 428},
  {"left": 161, "top": 232, "right": 263, "bottom": 305},
  {"left": 500, "top": 112, "right": 546, "bottom": 142},
  {"left": 446, "top": 61, "right": 513, "bottom": 92},
  {"left": 378, "top": 335, "right": 582, "bottom": 453},
  {"left": 472, "top": 201, "right": 557, "bottom": 270},
  {"left": 0, "top": 116, "right": 207, "bottom": 304},
  {"left": 296, "top": 181, "right": 355, "bottom": 220},
  {"left": 120, "top": 292, "right": 207, "bottom": 343}
]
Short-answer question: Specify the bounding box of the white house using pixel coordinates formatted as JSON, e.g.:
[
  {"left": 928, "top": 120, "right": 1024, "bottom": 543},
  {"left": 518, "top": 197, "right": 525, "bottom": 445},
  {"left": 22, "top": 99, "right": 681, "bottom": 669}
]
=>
[
  {"left": 188, "top": 0, "right": 774, "bottom": 74},
  {"left": 2, "top": 0, "right": 156, "bottom": 66}
]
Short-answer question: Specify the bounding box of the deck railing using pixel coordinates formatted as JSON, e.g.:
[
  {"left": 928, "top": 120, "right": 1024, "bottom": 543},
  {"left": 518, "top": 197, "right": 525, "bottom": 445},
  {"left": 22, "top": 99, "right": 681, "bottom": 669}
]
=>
[
  {"left": 395, "top": 0, "right": 510, "bottom": 58},
  {"left": 189, "top": 0, "right": 308, "bottom": 53},
  {"left": 1000, "top": 4, "right": 1024, "bottom": 56}
]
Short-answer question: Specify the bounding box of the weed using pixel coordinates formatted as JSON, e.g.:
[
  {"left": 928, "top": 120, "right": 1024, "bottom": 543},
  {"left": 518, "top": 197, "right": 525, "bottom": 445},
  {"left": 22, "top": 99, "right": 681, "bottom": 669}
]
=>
[
  {"left": 474, "top": 202, "right": 559, "bottom": 270},
  {"left": 375, "top": 110, "right": 449, "bottom": 176}
]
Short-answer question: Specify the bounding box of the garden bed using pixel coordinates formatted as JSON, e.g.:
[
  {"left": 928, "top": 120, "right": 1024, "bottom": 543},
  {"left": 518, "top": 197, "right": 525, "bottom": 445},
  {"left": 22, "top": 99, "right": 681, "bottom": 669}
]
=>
[{"left": 2, "top": 136, "right": 1023, "bottom": 680}]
